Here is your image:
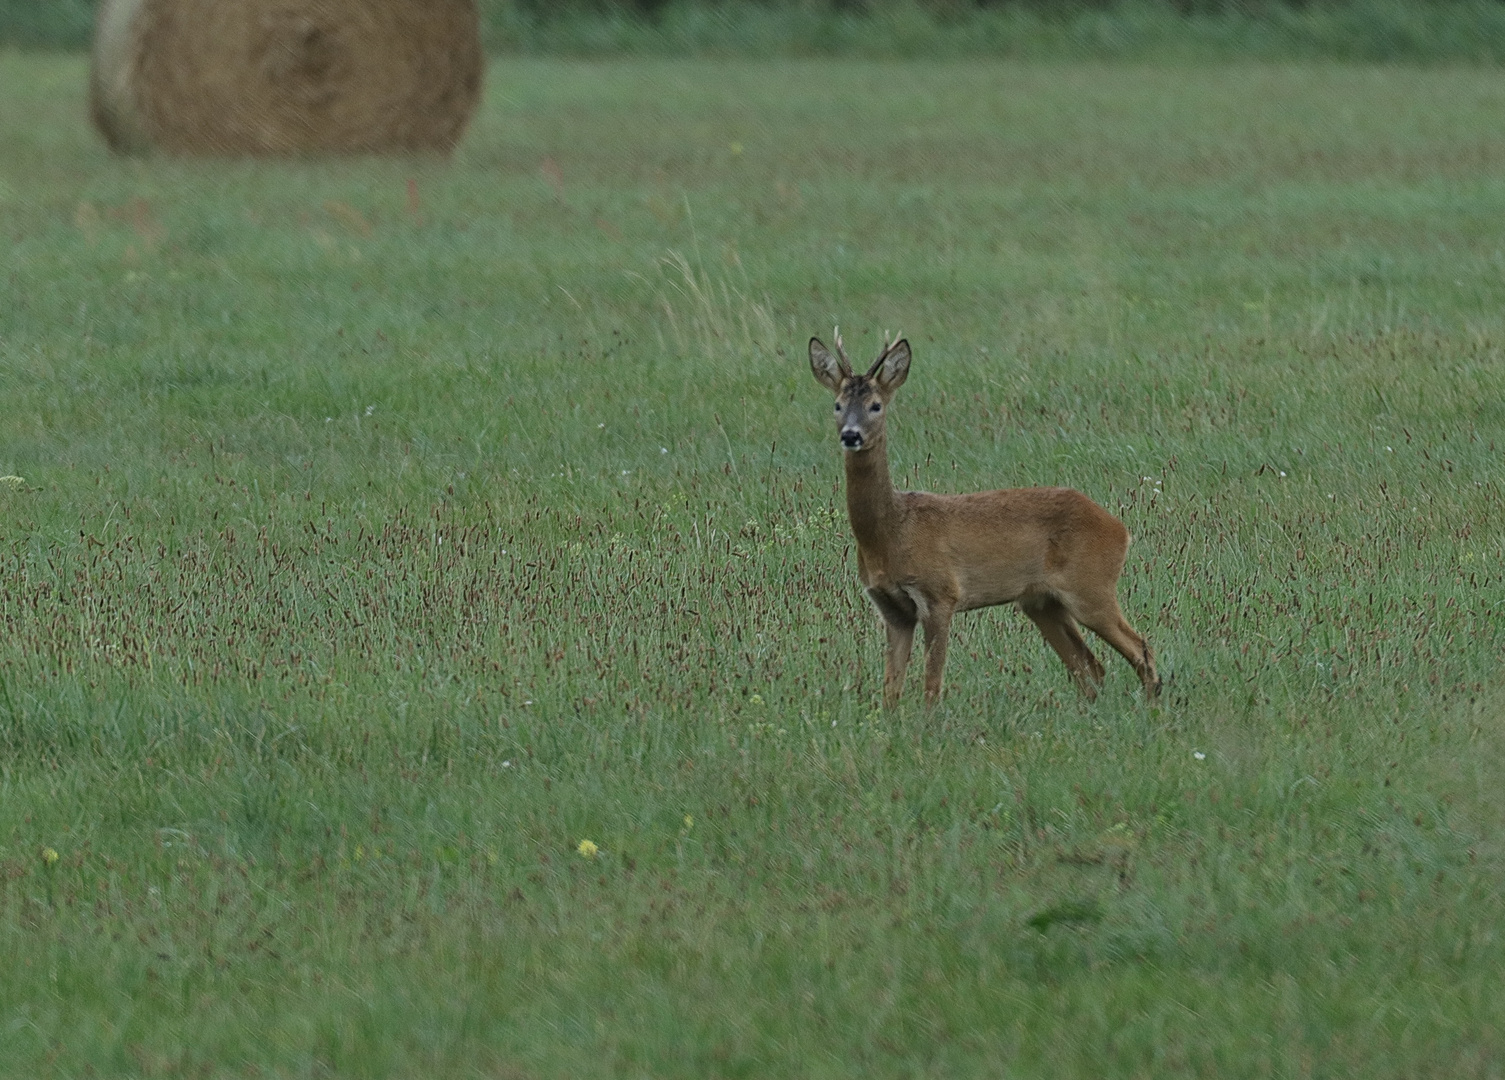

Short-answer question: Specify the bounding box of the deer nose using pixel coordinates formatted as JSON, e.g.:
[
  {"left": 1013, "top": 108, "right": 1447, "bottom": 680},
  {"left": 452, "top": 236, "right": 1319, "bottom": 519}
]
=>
[{"left": 840, "top": 428, "right": 863, "bottom": 449}]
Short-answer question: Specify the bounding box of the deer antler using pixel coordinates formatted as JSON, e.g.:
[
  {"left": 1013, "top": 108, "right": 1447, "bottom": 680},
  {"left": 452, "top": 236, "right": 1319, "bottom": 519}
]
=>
[
  {"left": 832, "top": 325, "right": 853, "bottom": 377},
  {"left": 868, "top": 329, "right": 903, "bottom": 377}
]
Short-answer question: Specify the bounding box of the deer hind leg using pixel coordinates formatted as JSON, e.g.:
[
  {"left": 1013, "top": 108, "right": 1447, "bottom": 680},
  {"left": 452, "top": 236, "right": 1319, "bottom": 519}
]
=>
[
  {"left": 1066, "top": 594, "right": 1161, "bottom": 698},
  {"left": 1020, "top": 597, "right": 1105, "bottom": 700}
]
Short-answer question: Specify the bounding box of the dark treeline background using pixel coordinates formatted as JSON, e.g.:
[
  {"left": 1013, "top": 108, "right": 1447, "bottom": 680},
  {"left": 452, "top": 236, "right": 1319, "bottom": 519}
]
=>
[{"left": 3, "top": 0, "right": 1505, "bottom": 59}]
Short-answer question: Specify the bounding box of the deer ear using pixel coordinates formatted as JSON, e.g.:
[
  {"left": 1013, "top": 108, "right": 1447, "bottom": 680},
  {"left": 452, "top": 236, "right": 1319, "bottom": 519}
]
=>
[
  {"left": 874, "top": 339, "right": 910, "bottom": 392},
  {"left": 809, "top": 338, "right": 845, "bottom": 392}
]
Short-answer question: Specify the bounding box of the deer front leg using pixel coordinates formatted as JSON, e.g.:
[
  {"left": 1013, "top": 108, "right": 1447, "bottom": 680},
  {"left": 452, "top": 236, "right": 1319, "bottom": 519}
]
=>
[
  {"left": 882, "top": 618, "right": 916, "bottom": 706},
  {"left": 867, "top": 589, "right": 917, "bottom": 707},
  {"left": 919, "top": 600, "right": 956, "bottom": 706}
]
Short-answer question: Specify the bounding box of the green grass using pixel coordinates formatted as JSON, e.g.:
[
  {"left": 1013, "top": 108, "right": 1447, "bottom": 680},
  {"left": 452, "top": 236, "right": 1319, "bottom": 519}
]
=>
[{"left": 3, "top": 55, "right": 1505, "bottom": 1077}]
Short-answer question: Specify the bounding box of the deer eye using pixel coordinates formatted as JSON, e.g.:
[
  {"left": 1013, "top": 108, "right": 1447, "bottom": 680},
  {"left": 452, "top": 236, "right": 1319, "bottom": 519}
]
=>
[{"left": 869, "top": 402, "right": 882, "bottom": 413}]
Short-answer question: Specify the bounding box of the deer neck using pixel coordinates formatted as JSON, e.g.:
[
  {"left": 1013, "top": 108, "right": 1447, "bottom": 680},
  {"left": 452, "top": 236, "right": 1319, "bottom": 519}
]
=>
[{"left": 842, "top": 435, "right": 902, "bottom": 551}]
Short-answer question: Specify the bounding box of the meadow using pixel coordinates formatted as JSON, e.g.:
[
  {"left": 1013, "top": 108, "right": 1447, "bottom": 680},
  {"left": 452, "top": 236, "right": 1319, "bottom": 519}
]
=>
[{"left": 2, "top": 53, "right": 1504, "bottom": 1077}]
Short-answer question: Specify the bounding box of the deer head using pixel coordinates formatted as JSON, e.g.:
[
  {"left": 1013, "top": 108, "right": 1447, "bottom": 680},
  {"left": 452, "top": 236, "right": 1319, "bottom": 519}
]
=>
[{"left": 809, "top": 329, "right": 911, "bottom": 453}]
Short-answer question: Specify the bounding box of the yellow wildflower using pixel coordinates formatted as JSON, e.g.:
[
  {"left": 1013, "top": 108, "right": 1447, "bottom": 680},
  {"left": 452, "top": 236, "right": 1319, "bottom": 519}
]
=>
[
  {"left": 577, "top": 839, "right": 599, "bottom": 858},
  {"left": 41, "top": 847, "right": 59, "bottom": 867}
]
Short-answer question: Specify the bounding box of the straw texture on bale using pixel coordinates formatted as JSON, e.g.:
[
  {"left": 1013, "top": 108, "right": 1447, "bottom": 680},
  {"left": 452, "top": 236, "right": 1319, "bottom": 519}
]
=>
[{"left": 90, "top": 0, "right": 483, "bottom": 155}]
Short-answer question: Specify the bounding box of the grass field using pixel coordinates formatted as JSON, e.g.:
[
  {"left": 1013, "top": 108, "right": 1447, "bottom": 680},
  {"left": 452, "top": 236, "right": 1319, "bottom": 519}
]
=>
[{"left": 3, "top": 54, "right": 1505, "bottom": 1077}]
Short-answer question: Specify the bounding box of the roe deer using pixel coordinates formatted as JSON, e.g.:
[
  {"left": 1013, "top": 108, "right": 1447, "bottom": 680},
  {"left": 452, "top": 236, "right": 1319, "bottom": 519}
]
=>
[{"left": 809, "top": 331, "right": 1160, "bottom": 706}]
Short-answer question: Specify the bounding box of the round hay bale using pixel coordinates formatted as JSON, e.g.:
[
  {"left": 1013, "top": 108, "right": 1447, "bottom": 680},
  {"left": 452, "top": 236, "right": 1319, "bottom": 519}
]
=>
[{"left": 90, "top": 0, "right": 483, "bottom": 156}]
